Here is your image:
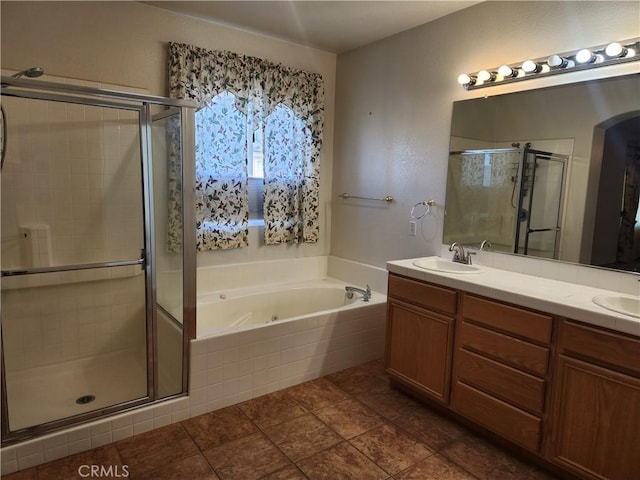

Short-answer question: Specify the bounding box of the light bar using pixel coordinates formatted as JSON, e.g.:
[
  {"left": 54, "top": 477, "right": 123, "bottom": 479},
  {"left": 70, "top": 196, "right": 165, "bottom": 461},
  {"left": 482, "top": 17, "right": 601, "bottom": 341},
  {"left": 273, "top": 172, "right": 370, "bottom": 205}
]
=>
[{"left": 457, "top": 38, "right": 640, "bottom": 90}]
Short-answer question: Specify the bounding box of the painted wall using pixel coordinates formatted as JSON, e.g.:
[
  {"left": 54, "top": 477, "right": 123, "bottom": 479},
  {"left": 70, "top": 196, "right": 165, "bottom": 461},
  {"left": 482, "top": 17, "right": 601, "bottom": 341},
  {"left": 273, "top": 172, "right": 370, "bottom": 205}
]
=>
[
  {"left": 332, "top": 0, "right": 640, "bottom": 268},
  {"left": 0, "top": 1, "right": 336, "bottom": 268}
]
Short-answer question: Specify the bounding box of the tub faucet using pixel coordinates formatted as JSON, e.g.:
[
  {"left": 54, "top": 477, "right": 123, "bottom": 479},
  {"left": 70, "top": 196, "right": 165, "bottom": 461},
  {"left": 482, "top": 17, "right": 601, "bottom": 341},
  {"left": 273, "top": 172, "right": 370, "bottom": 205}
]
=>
[
  {"left": 449, "top": 242, "right": 475, "bottom": 265},
  {"left": 345, "top": 285, "right": 371, "bottom": 302}
]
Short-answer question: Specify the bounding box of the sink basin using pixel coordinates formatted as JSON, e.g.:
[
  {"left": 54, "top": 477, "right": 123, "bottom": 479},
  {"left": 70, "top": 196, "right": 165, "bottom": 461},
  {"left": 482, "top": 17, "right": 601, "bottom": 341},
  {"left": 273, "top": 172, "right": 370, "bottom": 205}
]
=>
[
  {"left": 592, "top": 294, "right": 640, "bottom": 318},
  {"left": 412, "top": 257, "right": 483, "bottom": 274}
]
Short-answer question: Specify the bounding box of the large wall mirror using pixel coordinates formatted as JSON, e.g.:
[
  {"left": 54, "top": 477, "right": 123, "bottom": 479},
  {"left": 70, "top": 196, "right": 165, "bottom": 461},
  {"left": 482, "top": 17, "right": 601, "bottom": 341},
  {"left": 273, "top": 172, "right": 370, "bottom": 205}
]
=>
[{"left": 444, "top": 73, "right": 640, "bottom": 273}]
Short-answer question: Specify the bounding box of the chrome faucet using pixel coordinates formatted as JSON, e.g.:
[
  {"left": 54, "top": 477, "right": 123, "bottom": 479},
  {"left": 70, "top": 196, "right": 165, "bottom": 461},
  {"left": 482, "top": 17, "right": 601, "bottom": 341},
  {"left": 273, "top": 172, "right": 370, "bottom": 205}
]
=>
[
  {"left": 345, "top": 285, "right": 371, "bottom": 302},
  {"left": 449, "top": 242, "right": 475, "bottom": 265}
]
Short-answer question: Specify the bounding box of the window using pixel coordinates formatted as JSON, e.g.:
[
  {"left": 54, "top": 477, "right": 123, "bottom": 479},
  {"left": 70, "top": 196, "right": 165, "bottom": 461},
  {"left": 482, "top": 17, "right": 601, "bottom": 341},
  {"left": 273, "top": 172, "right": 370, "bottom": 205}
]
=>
[
  {"left": 248, "top": 123, "right": 264, "bottom": 224},
  {"left": 248, "top": 127, "right": 264, "bottom": 178}
]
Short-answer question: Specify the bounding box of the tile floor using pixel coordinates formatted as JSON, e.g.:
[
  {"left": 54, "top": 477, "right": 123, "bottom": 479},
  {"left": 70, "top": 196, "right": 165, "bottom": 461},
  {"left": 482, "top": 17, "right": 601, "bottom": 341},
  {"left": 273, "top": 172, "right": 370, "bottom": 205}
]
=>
[{"left": 4, "top": 359, "right": 560, "bottom": 480}]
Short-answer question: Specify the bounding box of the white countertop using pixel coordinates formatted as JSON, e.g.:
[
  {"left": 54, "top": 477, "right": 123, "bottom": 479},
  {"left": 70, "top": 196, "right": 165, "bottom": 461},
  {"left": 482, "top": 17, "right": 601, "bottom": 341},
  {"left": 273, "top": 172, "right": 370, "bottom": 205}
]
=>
[{"left": 387, "top": 256, "right": 640, "bottom": 337}]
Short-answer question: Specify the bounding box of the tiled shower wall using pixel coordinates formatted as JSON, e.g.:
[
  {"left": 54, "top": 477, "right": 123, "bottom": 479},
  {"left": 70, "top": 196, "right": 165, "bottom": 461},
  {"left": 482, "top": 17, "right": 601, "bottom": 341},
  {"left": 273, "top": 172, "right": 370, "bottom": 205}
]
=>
[
  {"left": 1, "top": 271, "right": 146, "bottom": 370},
  {"left": 1, "top": 82, "right": 147, "bottom": 368},
  {"left": 1, "top": 94, "right": 143, "bottom": 268}
]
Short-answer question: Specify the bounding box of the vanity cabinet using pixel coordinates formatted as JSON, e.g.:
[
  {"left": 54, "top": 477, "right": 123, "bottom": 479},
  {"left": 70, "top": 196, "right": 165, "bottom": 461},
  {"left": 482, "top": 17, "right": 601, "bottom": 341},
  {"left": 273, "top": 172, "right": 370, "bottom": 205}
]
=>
[
  {"left": 451, "top": 294, "right": 553, "bottom": 452},
  {"left": 385, "top": 270, "right": 640, "bottom": 480},
  {"left": 545, "top": 319, "right": 640, "bottom": 480},
  {"left": 385, "top": 274, "right": 456, "bottom": 403}
]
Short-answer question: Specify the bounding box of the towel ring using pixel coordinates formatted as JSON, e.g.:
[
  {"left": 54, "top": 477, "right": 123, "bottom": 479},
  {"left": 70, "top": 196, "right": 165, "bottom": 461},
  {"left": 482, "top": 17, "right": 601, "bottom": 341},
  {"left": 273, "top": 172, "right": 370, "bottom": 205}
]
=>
[{"left": 411, "top": 199, "right": 436, "bottom": 219}]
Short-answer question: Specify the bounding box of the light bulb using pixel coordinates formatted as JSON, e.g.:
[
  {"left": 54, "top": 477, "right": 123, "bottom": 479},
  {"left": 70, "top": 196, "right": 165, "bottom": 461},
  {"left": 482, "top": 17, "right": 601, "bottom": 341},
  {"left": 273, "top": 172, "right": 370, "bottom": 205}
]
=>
[
  {"left": 575, "top": 48, "right": 596, "bottom": 64},
  {"left": 522, "top": 60, "right": 541, "bottom": 73},
  {"left": 605, "top": 42, "right": 627, "bottom": 58},
  {"left": 547, "top": 54, "right": 574, "bottom": 68},
  {"left": 497, "top": 65, "right": 517, "bottom": 77},
  {"left": 457, "top": 73, "right": 475, "bottom": 86},
  {"left": 477, "top": 70, "right": 495, "bottom": 82}
]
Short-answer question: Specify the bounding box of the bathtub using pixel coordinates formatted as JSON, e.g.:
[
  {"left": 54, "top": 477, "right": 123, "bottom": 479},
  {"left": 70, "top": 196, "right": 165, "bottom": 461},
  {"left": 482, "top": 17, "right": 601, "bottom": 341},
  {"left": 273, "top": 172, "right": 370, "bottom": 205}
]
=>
[
  {"left": 197, "top": 278, "right": 383, "bottom": 338},
  {"left": 189, "top": 257, "right": 387, "bottom": 413}
]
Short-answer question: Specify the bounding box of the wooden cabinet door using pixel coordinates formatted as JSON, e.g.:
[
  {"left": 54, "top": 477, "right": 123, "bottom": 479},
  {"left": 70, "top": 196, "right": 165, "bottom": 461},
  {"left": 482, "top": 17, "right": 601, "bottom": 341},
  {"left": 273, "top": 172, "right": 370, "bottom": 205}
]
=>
[
  {"left": 546, "top": 355, "right": 640, "bottom": 480},
  {"left": 386, "top": 299, "right": 454, "bottom": 403}
]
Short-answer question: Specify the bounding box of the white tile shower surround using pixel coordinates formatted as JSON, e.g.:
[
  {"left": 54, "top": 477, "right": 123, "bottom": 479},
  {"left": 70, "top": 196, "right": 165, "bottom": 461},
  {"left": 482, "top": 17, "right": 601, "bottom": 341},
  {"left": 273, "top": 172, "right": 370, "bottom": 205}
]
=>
[
  {"left": 5, "top": 349, "right": 146, "bottom": 431},
  {"left": 2, "top": 272, "right": 146, "bottom": 371},
  {"left": 0, "top": 96, "right": 144, "bottom": 269}
]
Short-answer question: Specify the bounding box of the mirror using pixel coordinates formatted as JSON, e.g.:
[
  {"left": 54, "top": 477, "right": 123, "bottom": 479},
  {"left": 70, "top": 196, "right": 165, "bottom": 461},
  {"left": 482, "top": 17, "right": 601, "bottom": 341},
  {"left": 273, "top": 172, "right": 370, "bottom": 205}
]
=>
[{"left": 444, "top": 73, "right": 640, "bottom": 273}]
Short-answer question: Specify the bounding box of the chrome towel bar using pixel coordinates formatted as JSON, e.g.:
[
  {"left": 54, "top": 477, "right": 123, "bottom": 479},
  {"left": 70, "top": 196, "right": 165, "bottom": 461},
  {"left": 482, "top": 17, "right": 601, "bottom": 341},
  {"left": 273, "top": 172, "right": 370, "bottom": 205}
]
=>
[{"left": 338, "top": 193, "right": 393, "bottom": 202}]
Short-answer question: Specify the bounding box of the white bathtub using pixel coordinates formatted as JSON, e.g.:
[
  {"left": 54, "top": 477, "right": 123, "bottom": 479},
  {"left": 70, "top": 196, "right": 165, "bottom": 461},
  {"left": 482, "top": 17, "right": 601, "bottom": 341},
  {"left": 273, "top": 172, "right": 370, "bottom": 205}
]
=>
[{"left": 197, "top": 278, "right": 383, "bottom": 338}]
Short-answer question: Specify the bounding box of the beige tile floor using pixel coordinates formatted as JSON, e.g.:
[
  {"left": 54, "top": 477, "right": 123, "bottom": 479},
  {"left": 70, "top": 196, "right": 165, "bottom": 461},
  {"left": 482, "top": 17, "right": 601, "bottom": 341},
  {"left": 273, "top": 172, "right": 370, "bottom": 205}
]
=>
[{"left": 4, "top": 359, "right": 561, "bottom": 480}]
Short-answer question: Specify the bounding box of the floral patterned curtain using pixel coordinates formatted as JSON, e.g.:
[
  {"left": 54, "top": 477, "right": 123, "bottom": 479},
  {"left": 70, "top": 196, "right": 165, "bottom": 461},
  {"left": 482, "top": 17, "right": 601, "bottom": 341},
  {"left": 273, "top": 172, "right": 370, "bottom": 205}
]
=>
[
  {"left": 168, "top": 42, "right": 324, "bottom": 249},
  {"left": 195, "top": 92, "right": 249, "bottom": 250},
  {"left": 166, "top": 114, "right": 183, "bottom": 252},
  {"left": 264, "top": 104, "right": 319, "bottom": 244}
]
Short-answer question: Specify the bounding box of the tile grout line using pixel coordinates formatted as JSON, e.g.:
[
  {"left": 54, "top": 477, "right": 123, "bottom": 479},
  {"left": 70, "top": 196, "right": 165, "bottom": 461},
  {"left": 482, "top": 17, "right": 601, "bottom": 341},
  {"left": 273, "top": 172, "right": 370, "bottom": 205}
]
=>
[{"left": 176, "top": 416, "right": 225, "bottom": 479}]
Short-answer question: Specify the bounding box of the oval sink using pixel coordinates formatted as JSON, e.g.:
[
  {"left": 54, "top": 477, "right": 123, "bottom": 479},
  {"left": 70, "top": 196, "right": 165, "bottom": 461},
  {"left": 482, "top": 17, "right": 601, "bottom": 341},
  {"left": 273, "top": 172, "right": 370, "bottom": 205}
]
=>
[
  {"left": 412, "top": 257, "right": 483, "bottom": 274},
  {"left": 592, "top": 294, "right": 640, "bottom": 318}
]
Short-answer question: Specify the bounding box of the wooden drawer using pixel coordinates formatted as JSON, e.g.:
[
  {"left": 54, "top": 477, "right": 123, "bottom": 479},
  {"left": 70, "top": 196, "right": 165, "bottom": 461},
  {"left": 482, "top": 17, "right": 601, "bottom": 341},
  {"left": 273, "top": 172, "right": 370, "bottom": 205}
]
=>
[
  {"left": 560, "top": 320, "right": 640, "bottom": 375},
  {"left": 462, "top": 294, "right": 553, "bottom": 345},
  {"left": 453, "top": 381, "right": 542, "bottom": 452},
  {"left": 388, "top": 274, "right": 457, "bottom": 315},
  {"left": 459, "top": 321, "right": 550, "bottom": 376},
  {"left": 456, "top": 349, "right": 546, "bottom": 414}
]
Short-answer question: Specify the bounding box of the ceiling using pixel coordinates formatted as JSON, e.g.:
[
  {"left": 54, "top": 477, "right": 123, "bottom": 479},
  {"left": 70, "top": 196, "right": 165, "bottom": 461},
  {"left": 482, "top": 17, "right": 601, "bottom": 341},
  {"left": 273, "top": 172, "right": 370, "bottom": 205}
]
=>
[{"left": 142, "top": 1, "right": 482, "bottom": 53}]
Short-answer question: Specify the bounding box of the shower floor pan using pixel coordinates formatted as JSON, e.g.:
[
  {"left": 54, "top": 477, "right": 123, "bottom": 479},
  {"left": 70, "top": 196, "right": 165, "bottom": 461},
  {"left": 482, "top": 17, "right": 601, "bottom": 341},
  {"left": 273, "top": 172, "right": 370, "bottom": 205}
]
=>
[{"left": 5, "top": 349, "right": 147, "bottom": 431}]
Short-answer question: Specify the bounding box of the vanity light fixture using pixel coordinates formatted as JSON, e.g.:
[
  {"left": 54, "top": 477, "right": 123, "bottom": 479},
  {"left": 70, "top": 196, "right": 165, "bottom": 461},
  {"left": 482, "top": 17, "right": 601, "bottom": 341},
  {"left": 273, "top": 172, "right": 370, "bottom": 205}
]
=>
[
  {"left": 457, "top": 37, "right": 639, "bottom": 90},
  {"left": 522, "top": 60, "right": 542, "bottom": 73},
  {"left": 457, "top": 73, "right": 476, "bottom": 87},
  {"left": 547, "top": 54, "right": 574, "bottom": 69},
  {"left": 497, "top": 65, "right": 518, "bottom": 78},
  {"left": 605, "top": 42, "right": 635, "bottom": 58},
  {"left": 575, "top": 48, "right": 599, "bottom": 64},
  {"left": 477, "top": 69, "right": 496, "bottom": 82}
]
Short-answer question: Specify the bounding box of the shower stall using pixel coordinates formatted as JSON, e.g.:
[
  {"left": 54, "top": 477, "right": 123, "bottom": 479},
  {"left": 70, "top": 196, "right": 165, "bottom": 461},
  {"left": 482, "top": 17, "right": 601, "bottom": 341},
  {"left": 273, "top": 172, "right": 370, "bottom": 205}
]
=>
[
  {"left": 444, "top": 146, "right": 568, "bottom": 259},
  {"left": 0, "top": 74, "right": 196, "bottom": 445}
]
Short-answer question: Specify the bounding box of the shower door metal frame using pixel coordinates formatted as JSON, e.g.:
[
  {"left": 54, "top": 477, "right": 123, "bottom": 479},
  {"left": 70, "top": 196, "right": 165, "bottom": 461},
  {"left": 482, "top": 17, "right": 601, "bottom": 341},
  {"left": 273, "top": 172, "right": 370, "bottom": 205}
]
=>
[
  {"left": 150, "top": 106, "right": 197, "bottom": 396},
  {"left": 0, "top": 77, "right": 196, "bottom": 446}
]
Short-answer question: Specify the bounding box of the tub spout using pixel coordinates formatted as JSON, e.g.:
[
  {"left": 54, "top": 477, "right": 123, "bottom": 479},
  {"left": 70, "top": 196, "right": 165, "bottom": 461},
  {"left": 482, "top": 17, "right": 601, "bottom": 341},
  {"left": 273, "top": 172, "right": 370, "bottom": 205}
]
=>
[{"left": 345, "top": 285, "right": 371, "bottom": 302}]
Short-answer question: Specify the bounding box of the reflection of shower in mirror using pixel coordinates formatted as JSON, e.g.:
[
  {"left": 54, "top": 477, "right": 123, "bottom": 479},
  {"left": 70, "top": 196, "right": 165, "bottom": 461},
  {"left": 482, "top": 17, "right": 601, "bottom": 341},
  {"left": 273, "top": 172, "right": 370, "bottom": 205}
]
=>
[{"left": 444, "top": 145, "right": 568, "bottom": 260}]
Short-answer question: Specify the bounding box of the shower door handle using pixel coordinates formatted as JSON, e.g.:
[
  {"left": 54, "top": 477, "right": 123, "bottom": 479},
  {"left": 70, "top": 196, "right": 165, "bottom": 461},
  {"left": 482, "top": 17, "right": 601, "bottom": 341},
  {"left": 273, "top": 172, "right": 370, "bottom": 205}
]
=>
[
  {"left": 1, "top": 256, "right": 145, "bottom": 277},
  {"left": 139, "top": 248, "right": 146, "bottom": 270}
]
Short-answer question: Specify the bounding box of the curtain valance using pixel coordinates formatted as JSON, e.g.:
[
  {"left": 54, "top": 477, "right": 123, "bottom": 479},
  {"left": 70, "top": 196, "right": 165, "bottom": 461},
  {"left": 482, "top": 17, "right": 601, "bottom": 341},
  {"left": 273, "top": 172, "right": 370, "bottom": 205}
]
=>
[{"left": 168, "top": 42, "right": 324, "bottom": 144}]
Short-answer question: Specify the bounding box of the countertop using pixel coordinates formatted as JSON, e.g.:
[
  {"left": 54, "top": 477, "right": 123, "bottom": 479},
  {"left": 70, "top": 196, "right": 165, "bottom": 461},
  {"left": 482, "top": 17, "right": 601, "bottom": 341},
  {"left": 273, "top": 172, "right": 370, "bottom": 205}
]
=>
[{"left": 387, "top": 256, "right": 640, "bottom": 337}]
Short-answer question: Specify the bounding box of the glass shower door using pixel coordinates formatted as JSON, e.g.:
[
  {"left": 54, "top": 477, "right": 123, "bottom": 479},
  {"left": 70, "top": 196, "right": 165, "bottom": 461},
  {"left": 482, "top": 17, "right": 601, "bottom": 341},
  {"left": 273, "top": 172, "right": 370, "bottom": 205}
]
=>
[
  {"left": 151, "top": 108, "right": 185, "bottom": 399},
  {"left": 514, "top": 150, "right": 568, "bottom": 259},
  {"left": 1, "top": 94, "right": 151, "bottom": 432}
]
